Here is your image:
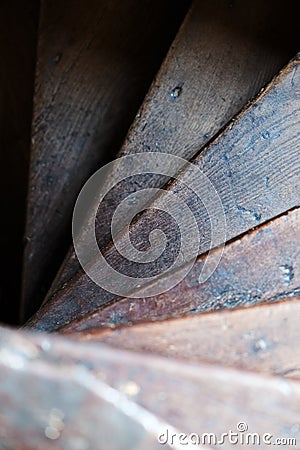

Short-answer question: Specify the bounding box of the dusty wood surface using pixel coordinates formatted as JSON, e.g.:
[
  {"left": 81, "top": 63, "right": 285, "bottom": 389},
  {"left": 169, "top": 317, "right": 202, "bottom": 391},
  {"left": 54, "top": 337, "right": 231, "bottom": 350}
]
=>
[
  {"left": 1, "top": 327, "right": 300, "bottom": 449},
  {"left": 73, "top": 298, "right": 300, "bottom": 380},
  {"left": 0, "top": 0, "right": 39, "bottom": 325},
  {"left": 27, "top": 55, "right": 300, "bottom": 331},
  {"left": 21, "top": 0, "right": 189, "bottom": 322},
  {"left": 43, "top": 0, "right": 299, "bottom": 306},
  {"left": 60, "top": 207, "right": 300, "bottom": 332}
]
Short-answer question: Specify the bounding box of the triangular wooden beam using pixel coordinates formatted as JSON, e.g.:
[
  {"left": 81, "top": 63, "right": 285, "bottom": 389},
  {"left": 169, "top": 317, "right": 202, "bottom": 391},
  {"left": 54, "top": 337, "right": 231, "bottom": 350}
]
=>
[
  {"left": 21, "top": 0, "right": 189, "bottom": 321},
  {"left": 27, "top": 55, "right": 300, "bottom": 331}
]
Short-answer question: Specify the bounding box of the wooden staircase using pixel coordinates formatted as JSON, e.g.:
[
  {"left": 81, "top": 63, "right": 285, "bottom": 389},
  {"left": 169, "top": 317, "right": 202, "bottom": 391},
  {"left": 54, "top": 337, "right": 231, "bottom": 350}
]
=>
[{"left": 0, "top": 1, "right": 299, "bottom": 448}]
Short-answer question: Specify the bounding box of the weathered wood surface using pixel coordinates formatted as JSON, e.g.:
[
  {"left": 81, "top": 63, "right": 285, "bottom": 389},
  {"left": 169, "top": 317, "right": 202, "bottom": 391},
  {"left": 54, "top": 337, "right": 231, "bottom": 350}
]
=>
[
  {"left": 43, "top": 0, "right": 299, "bottom": 305},
  {"left": 0, "top": 328, "right": 175, "bottom": 450},
  {"left": 21, "top": 0, "right": 190, "bottom": 322},
  {"left": 1, "top": 327, "right": 300, "bottom": 449},
  {"left": 73, "top": 298, "right": 300, "bottom": 379},
  {"left": 27, "top": 56, "right": 300, "bottom": 331},
  {"left": 60, "top": 207, "right": 300, "bottom": 332},
  {"left": 0, "top": 0, "right": 38, "bottom": 324}
]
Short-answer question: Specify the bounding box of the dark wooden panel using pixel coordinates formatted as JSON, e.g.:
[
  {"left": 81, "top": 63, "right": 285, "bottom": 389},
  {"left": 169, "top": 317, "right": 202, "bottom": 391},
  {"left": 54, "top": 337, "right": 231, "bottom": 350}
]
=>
[
  {"left": 21, "top": 0, "right": 190, "bottom": 321},
  {"left": 1, "top": 327, "right": 300, "bottom": 448},
  {"left": 74, "top": 298, "right": 300, "bottom": 379},
  {"left": 26, "top": 55, "right": 300, "bottom": 331},
  {"left": 0, "top": 0, "right": 39, "bottom": 325},
  {"left": 44, "top": 0, "right": 299, "bottom": 306},
  {"left": 60, "top": 207, "right": 300, "bottom": 332}
]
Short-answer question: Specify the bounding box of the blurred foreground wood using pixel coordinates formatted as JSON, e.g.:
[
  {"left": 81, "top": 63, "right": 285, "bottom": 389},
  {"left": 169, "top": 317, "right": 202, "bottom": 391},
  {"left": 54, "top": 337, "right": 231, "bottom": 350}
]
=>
[{"left": 1, "top": 326, "right": 300, "bottom": 449}]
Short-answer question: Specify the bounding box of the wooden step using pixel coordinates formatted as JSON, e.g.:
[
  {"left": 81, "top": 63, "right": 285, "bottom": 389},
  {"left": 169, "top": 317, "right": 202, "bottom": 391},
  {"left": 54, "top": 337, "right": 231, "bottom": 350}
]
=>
[
  {"left": 42, "top": 0, "right": 299, "bottom": 307},
  {"left": 1, "top": 326, "right": 300, "bottom": 449},
  {"left": 70, "top": 298, "right": 300, "bottom": 379},
  {"left": 21, "top": 0, "right": 189, "bottom": 321},
  {"left": 60, "top": 207, "right": 300, "bottom": 332},
  {"left": 26, "top": 55, "right": 300, "bottom": 331}
]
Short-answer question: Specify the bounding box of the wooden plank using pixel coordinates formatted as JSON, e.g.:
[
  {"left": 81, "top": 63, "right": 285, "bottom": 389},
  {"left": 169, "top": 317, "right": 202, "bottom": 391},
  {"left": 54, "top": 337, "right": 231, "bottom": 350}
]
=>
[
  {"left": 26, "top": 55, "right": 300, "bottom": 331},
  {"left": 0, "top": 328, "right": 175, "bottom": 450},
  {"left": 71, "top": 298, "right": 300, "bottom": 380},
  {"left": 21, "top": 0, "right": 190, "bottom": 321},
  {"left": 59, "top": 207, "right": 300, "bottom": 332},
  {"left": 0, "top": 0, "right": 39, "bottom": 324},
  {"left": 1, "top": 327, "right": 300, "bottom": 449},
  {"left": 43, "top": 0, "right": 299, "bottom": 304}
]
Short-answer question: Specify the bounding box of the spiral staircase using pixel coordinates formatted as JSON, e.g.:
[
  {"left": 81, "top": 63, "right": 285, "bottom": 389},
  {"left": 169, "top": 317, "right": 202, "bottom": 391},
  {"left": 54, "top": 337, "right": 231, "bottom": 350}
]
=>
[{"left": 0, "top": 0, "right": 299, "bottom": 448}]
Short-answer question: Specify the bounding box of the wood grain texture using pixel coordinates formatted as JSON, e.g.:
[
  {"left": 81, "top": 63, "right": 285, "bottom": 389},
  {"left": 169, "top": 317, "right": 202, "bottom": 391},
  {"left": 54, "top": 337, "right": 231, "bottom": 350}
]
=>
[
  {"left": 60, "top": 207, "right": 300, "bottom": 332},
  {"left": 21, "top": 0, "right": 190, "bottom": 321},
  {"left": 1, "top": 327, "right": 300, "bottom": 449},
  {"left": 73, "top": 298, "right": 300, "bottom": 380},
  {"left": 26, "top": 55, "right": 300, "bottom": 332},
  {"left": 43, "top": 0, "right": 299, "bottom": 305},
  {"left": 0, "top": 0, "right": 39, "bottom": 324}
]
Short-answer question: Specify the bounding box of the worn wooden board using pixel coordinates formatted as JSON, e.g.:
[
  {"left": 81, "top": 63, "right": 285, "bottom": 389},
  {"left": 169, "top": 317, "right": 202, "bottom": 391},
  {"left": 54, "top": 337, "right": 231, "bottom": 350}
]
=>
[
  {"left": 73, "top": 298, "right": 300, "bottom": 380},
  {"left": 43, "top": 0, "right": 299, "bottom": 306},
  {"left": 0, "top": 328, "right": 175, "bottom": 450},
  {"left": 26, "top": 55, "right": 300, "bottom": 331},
  {"left": 59, "top": 207, "right": 300, "bottom": 332},
  {"left": 0, "top": 0, "right": 39, "bottom": 325},
  {"left": 1, "top": 327, "right": 300, "bottom": 449},
  {"left": 21, "top": 0, "right": 190, "bottom": 321}
]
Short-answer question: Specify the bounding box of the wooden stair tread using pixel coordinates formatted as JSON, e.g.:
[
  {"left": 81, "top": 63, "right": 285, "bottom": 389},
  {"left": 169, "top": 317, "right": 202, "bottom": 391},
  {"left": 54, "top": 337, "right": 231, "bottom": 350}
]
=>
[
  {"left": 70, "top": 297, "right": 300, "bottom": 379},
  {"left": 21, "top": 0, "right": 189, "bottom": 321},
  {"left": 60, "top": 207, "right": 300, "bottom": 332}
]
